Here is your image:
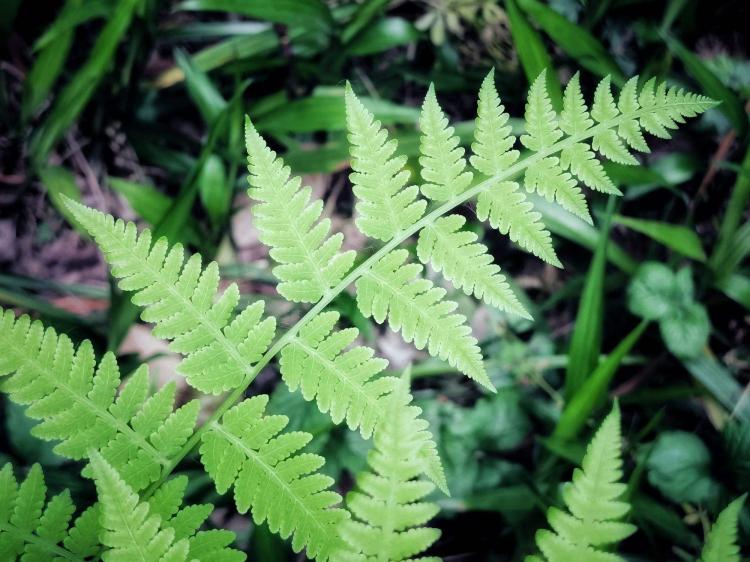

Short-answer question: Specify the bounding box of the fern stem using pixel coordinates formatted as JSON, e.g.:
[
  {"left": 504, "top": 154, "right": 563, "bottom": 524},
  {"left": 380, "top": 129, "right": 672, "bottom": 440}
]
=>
[{"left": 142, "top": 102, "right": 696, "bottom": 499}]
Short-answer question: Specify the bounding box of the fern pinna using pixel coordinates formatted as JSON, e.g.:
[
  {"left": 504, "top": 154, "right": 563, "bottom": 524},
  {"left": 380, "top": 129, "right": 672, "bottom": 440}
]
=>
[{"left": 0, "top": 69, "right": 712, "bottom": 560}]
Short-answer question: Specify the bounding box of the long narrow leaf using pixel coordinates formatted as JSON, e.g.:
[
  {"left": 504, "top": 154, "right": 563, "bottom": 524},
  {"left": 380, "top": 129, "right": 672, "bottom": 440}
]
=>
[
  {"left": 555, "top": 320, "right": 648, "bottom": 440},
  {"left": 564, "top": 198, "right": 615, "bottom": 399}
]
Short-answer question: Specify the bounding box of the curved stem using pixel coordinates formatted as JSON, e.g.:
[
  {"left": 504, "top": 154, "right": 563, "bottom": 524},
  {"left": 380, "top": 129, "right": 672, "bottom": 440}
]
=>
[{"left": 142, "top": 101, "right": 699, "bottom": 499}]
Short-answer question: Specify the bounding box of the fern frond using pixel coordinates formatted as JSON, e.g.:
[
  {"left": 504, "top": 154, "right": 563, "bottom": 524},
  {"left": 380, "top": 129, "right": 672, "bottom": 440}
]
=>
[
  {"left": 417, "top": 214, "right": 529, "bottom": 317},
  {"left": 355, "top": 249, "right": 493, "bottom": 391},
  {"left": 91, "top": 451, "right": 243, "bottom": 562},
  {"left": 245, "top": 117, "right": 356, "bottom": 303},
  {"left": 345, "top": 84, "right": 427, "bottom": 241},
  {"left": 334, "top": 376, "right": 441, "bottom": 562},
  {"left": 280, "top": 311, "right": 397, "bottom": 438},
  {"left": 0, "top": 463, "right": 101, "bottom": 561},
  {"left": 699, "top": 494, "right": 746, "bottom": 562},
  {"left": 418, "top": 84, "right": 473, "bottom": 201},
  {"left": 521, "top": 71, "right": 563, "bottom": 152},
  {"left": 66, "top": 201, "right": 277, "bottom": 394},
  {"left": 528, "top": 404, "right": 636, "bottom": 561},
  {"left": 199, "top": 395, "right": 348, "bottom": 560},
  {"left": 0, "top": 309, "right": 197, "bottom": 491}
]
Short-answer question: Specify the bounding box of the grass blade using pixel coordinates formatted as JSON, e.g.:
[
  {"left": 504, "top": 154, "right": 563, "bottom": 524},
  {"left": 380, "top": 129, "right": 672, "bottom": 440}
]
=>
[
  {"left": 564, "top": 197, "right": 615, "bottom": 399},
  {"left": 555, "top": 320, "right": 649, "bottom": 440},
  {"left": 615, "top": 215, "right": 706, "bottom": 262},
  {"left": 505, "top": 0, "right": 563, "bottom": 110},
  {"left": 517, "top": 0, "right": 625, "bottom": 84},
  {"left": 29, "top": 0, "right": 143, "bottom": 164},
  {"left": 664, "top": 34, "right": 748, "bottom": 135}
]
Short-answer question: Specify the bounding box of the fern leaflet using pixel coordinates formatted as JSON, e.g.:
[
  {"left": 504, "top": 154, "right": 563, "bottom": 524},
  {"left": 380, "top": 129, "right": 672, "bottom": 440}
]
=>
[
  {"left": 333, "top": 375, "right": 441, "bottom": 562},
  {"left": 199, "top": 394, "right": 348, "bottom": 560},
  {"left": 0, "top": 309, "right": 198, "bottom": 491},
  {"left": 527, "top": 404, "right": 636, "bottom": 561},
  {"left": 355, "top": 249, "right": 492, "bottom": 391},
  {"left": 470, "top": 71, "right": 559, "bottom": 266},
  {"left": 245, "top": 117, "right": 356, "bottom": 303},
  {"left": 418, "top": 84, "right": 473, "bottom": 201},
  {"left": 91, "top": 451, "right": 243, "bottom": 562},
  {"left": 699, "top": 494, "right": 746, "bottom": 562},
  {"left": 345, "top": 83, "right": 426, "bottom": 241},
  {"left": 0, "top": 463, "right": 100, "bottom": 561},
  {"left": 417, "top": 214, "right": 529, "bottom": 317},
  {"left": 66, "top": 201, "right": 277, "bottom": 394},
  {"left": 279, "top": 311, "right": 397, "bottom": 438}
]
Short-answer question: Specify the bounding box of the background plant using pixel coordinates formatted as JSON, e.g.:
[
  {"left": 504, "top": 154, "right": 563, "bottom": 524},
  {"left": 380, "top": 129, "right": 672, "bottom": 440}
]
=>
[{"left": 1, "top": 0, "right": 749, "bottom": 560}]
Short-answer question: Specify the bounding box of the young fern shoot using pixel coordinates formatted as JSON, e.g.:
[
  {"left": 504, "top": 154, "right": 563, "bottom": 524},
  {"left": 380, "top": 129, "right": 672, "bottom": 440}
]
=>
[{"left": 526, "top": 404, "right": 636, "bottom": 561}]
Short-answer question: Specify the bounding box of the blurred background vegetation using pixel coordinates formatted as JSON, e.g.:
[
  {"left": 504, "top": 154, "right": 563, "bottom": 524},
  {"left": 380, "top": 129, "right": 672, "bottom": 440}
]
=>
[{"left": 1, "top": 0, "right": 749, "bottom": 560}]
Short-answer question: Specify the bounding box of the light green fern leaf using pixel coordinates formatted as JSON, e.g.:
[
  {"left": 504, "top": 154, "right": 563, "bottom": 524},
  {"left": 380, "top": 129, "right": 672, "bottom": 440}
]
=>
[
  {"left": 280, "top": 311, "right": 397, "bottom": 438},
  {"left": 91, "top": 451, "right": 243, "bottom": 562},
  {"left": 417, "top": 214, "right": 529, "bottom": 317},
  {"left": 528, "top": 404, "right": 636, "bottom": 561},
  {"left": 475, "top": 180, "right": 560, "bottom": 266},
  {"left": 281, "top": 313, "right": 447, "bottom": 490},
  {"left": 470, "top": 68, "right": 520, "bottom": 177},
  {"left": 470, "top": 71, "right": 558, "bottom": 265},
  {"left": 199, "top": 395, "right": 348, "bottom": 560},
  {"left": 0, "top": 463, "right": 101, "bottom": 561},
  {"left": 0, "top": 309, "right": 198, "bottom": 491},
  {"left": 66, "top": 201, "right": 277, "bottom": 394},
  {"left": 699, "top": 494, "right": 746, "bottom": 562},
  {"left": 524, "top": 156, "right": 591, "bottom": 224},
  {"left": 345, "top": 84, "right": 427, "bottom": 240},
  {"left": 245, "top": 117, "right": 356, "bottom": 302},
  {"left": 519, "top": 73, "right": 591, "bottom": 223},
  {"left": 510, "top": 70, "right": 714, "bottom": 227},
  {"left": 333, "top": 375, "right": 441, "bottom": 562},
  {"left": 616, "top": 77, "right": 650, "bottom": 153},
  {"left": 355, "top": 249, "right": 493, "bottom": 391},
  {"left": 521, "top": 71, "right": 563, "bottom": 151},
  {"left": 418, "top": 84, "right": 473, "bottom": 201},
  {"left": 559, "top": 73, "right": 593, "bottom": 136}
]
